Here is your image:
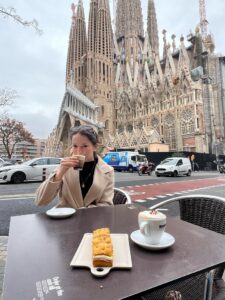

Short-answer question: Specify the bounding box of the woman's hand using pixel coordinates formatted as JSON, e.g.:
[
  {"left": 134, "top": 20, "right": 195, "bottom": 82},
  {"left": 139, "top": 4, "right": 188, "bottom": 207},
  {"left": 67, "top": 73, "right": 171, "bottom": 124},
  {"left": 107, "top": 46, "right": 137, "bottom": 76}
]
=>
[{"left": 53, "top": 156, "right": 80, "bottom": 181}]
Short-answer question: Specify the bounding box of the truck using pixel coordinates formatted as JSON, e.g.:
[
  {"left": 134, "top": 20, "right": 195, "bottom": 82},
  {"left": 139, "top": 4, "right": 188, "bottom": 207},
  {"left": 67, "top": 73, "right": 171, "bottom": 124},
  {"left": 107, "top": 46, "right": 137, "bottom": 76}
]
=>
[{"left": 103, "top": 151, "right": 147, "bottom": 172}]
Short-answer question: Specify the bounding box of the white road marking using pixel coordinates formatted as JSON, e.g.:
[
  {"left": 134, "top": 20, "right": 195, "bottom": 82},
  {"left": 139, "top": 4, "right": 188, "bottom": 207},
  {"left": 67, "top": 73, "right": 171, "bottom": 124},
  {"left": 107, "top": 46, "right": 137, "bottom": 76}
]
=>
[
  {"left": 135, "top": 199, "right": 146, "bottom": 203},
  {"left": 0, "top": 194, "right": 35, "bottom": 200}
]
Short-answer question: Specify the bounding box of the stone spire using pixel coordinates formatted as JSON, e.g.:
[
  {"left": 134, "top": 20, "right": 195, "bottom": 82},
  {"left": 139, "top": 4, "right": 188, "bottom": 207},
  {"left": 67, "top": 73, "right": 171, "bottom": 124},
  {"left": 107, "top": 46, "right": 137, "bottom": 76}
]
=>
[
  {"left": 95, "top": 0, "right": 113, "bottom": 60},
  {"left": 87, "top": 0, "right": 113, "bottom": 132},
  {"left": 147, "top": 0, "right": 159, "bottom": 57},
  {"left": 115, "top": 0, "right": 144, "bottom": 66},
  {"left": 116, "top": 0, "right": 144, "bottom": 39},
  {"left": 65, "top": 3, "right": 76, "bottom": 86},
  {"left": 115, "top": 0, "right": 126, "bottom": 39},
  {"left": 95, "top": 0, "right": 113, "bottom": 131},
  {"left": 87, "top": 0, "right": 98, "bottom": 96},
  {"left": 66, "top": 1, "right": 87, "bottom": 93}
]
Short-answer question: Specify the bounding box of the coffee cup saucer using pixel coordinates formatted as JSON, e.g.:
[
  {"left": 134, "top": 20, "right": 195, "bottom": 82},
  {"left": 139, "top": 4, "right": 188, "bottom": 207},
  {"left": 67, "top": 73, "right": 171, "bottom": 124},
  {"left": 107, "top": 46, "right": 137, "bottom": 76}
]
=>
[
  {"left": 46, "top": 207, "right": 76, "bottom": 219},
  {"left": 130, "top": 230, "right": 175, "bottom": 250}
]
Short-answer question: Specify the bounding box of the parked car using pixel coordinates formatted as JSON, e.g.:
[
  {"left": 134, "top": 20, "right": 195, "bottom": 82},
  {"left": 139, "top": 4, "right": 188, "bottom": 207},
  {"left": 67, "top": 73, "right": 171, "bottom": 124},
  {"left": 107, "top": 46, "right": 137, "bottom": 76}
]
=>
[
  {"left": 0, "top": 161, "right": 15, "bottom": 167},
  {"left": 0, "top": 158, "right": 20, "bottom": 167},
  {"left": 0, "top": 157, "right": 61, "bottom": 184},
  {"left": 155, "top": 157, "right": 192, "bottom": 177},
  {"left": 0, "top": 157, "right": 5, "bottom": 167}
]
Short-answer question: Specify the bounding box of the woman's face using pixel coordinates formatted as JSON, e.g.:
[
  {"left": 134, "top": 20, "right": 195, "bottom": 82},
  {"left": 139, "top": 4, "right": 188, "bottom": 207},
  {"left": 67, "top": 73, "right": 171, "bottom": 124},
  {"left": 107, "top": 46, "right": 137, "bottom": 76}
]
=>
[{"left": 71, "top": 133, "right": 97, "bottom": 161}]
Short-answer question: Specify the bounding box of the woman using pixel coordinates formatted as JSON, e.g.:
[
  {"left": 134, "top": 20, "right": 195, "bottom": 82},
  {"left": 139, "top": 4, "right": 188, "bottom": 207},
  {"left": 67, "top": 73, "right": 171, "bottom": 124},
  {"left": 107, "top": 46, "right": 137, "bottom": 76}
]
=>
[{"left": 35, "top": 125, "right": 114, "bottom": 208}]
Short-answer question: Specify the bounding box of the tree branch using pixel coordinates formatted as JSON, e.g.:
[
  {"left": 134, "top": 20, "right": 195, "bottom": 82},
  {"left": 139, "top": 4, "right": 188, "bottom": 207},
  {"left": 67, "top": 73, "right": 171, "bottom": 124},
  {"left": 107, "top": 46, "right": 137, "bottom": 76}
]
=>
[
  {"left": 0, "top": 88, "right": 18, "bottom": 107},
  {"left": 0, "top": 6, "right": 43, "bottom": 35}
]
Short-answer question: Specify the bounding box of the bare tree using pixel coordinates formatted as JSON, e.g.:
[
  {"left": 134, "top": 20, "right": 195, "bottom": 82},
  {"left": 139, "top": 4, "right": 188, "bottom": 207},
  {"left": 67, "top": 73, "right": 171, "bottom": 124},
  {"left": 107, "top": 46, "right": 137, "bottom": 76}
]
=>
[
  {"left": 0, "top": 88, "right": 18, "bottom": 107},
  {"left": 0, "top": 117, "right": 34, "bottom": 159},
  {"left": 0, "top": 6, "right": 43, "bottom": 34},
  {"left": 0, "top": 88, "right": 18, "bottom": 119}
]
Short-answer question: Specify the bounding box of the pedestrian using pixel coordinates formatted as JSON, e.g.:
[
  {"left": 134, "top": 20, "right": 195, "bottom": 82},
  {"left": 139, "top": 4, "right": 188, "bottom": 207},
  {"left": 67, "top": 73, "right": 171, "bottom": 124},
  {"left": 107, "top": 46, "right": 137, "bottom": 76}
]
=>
[
  {"left": 190, "top": 154, "right": 195, "bottom": 171},
  {"left": 35, "top": 125, "right": 115, "bottom": 208},
  {"left": 195, "top": 162, "right": 199, "bottom": 171}
]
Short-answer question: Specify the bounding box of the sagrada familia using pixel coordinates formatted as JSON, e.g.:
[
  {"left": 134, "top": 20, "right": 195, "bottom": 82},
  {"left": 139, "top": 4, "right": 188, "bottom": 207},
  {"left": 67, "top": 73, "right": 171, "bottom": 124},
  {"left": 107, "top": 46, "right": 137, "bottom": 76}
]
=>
[{"left": 45, "top": 0, "right": 225, "bottom": 156}]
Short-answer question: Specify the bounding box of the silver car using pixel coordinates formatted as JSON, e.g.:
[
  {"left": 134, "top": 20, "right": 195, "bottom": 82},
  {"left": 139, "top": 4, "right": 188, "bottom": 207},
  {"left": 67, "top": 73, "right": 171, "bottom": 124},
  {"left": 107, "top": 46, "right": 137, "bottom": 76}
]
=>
[{"left": 0, "top": 157, "right": 61, "bottom": 184}]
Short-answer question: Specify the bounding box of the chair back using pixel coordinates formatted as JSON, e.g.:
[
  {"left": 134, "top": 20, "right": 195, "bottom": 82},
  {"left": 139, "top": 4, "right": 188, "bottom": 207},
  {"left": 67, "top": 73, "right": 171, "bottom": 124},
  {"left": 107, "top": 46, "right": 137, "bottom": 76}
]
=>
[
  {"left": 150, "top": 194, "right": 225, "bottom": 235},
  {"left": 150, "top": 194, "right": 225, "bottom": 279},
  {"left": 113, "top": 188, "right": 131, "bottom": 205},
  {"left": 145, "top": 194, "right": 225, "bottom": 300},
  {"left": 178, "top": 195, "right": 225, "bottom": 235}
]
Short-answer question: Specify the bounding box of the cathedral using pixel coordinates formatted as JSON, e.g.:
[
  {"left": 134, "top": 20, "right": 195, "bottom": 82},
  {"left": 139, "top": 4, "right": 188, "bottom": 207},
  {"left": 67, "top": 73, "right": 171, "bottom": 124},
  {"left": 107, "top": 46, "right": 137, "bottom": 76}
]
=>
[{"left": 45, "top": 0, "right": 225, "bottom": 157}]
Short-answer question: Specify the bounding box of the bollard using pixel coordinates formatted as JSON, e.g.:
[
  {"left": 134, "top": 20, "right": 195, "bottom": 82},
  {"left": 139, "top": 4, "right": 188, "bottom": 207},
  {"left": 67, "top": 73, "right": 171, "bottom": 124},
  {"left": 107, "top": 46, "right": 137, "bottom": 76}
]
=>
[{"left": 42, "top": 168, "right": 46, "bottom": 181}]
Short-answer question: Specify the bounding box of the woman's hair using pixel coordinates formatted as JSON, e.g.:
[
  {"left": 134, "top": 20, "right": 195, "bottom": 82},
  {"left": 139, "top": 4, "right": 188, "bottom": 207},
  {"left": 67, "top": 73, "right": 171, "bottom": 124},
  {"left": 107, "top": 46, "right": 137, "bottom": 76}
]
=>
[{"left": 69, "top": 125, "right": 99, "bottom": 145}]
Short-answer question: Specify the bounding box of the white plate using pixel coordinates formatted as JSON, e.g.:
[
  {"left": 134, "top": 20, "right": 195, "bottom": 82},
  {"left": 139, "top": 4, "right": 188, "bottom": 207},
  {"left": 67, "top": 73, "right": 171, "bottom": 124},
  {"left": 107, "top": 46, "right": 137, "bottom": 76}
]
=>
[
  {"left": 46, "top": 207, "right": 76, "bottom": 219},
  {"left": 130, "top": 230, "right": 175, "bottom": 250},
  {"left": 70, "top": 233, "right": 132, "bottom": 277}
]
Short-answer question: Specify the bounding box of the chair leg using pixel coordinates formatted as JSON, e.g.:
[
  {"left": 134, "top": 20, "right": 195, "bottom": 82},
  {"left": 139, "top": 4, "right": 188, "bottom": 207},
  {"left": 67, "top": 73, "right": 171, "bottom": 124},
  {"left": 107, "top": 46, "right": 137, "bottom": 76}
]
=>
[{"left": 205, "top": 271, "right": 214, "bottom": 300}]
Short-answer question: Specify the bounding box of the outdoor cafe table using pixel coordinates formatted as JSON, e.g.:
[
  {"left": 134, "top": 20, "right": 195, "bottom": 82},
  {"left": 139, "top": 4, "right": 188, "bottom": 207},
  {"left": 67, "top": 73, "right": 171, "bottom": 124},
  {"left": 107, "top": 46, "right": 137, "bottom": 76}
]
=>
[{"left": 3, "top": 204, "right": 225, "bottom": 300}]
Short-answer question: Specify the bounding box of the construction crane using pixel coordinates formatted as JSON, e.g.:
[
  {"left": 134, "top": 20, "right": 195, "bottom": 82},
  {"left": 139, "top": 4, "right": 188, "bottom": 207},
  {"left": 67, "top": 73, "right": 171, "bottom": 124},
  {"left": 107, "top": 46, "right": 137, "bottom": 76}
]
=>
[{"left": 199, "top": 0, "right": 208, "bottom": 39}]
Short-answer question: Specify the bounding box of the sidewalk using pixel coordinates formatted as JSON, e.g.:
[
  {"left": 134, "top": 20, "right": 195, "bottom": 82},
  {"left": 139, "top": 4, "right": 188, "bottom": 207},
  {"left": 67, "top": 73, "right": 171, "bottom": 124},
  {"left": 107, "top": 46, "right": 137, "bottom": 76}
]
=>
[{"left": 0, "top": 236, "right": 8, "bottom": 300}]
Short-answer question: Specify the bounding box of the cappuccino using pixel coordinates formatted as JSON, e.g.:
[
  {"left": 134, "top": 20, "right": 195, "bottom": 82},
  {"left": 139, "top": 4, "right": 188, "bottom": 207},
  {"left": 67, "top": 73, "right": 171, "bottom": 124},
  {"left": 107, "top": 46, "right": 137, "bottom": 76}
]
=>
[{"left": 138, "top": 210, "right": 166, "bottom": 244}]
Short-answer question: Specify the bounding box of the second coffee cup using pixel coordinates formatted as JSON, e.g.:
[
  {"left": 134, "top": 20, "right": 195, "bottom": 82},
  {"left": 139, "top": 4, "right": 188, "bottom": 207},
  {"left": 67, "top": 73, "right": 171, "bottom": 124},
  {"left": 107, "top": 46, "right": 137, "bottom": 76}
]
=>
[{"left": 138, "top": 210, "right": 167, "bottom": 244}]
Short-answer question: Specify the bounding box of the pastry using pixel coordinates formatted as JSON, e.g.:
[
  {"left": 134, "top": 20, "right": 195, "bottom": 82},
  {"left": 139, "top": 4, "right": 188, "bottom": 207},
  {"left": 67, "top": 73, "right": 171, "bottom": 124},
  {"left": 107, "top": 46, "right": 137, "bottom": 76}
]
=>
[{"left": 92, "top": 228, "right": 113, "bottom": 267}]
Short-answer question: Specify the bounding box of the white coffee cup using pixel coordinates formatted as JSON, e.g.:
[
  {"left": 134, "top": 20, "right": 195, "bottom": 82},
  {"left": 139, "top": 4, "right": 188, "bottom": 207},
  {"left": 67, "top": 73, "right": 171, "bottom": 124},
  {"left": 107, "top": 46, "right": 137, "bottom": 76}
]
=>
[{"left": 138, "top": 210, "right": 167, "bottom": 244}]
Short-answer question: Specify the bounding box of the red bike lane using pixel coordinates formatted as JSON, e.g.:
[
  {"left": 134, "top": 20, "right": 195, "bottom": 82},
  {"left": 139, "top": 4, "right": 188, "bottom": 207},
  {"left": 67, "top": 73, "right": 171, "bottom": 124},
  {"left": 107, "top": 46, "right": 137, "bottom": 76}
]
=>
[{"left": 122, "top": 177, "right": 225, "bottom": 201}]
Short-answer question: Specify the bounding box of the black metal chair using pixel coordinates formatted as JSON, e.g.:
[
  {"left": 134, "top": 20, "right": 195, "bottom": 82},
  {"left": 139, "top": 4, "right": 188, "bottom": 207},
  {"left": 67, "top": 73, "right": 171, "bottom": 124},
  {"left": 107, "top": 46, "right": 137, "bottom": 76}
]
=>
[
  {"left": 113, "top": 187, "right": 132, "bottom": 205},
  {"left": 139, "top": 194, "right": 225, "bottom": 300}
]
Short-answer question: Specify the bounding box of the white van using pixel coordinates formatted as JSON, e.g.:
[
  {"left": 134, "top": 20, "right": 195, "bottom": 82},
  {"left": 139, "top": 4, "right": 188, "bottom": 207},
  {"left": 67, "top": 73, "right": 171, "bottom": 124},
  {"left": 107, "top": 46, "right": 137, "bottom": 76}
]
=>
[{"left": 155, "top": 157, "right": 192, "bottom": 177}]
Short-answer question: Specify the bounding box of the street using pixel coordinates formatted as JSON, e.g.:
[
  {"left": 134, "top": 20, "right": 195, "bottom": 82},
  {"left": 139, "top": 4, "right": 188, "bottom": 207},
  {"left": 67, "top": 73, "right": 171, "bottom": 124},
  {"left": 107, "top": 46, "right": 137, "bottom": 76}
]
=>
[{"left": 0, "top": 171, "right": 225, "bottom": 235}]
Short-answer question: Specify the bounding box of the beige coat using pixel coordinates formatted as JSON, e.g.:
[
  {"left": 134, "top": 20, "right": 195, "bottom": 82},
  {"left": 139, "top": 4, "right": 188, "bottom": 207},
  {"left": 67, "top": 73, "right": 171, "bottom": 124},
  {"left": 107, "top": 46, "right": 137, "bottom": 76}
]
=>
[{"left": 35, "top": 156, "right": 114, "bottom": 208}]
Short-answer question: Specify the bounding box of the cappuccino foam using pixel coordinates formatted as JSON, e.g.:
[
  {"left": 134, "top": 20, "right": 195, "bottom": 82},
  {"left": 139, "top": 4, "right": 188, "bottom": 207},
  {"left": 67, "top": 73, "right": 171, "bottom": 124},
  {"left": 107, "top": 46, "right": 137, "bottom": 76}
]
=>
[{"left": 139, "top": 210, "right": 166, "bottom": 220}]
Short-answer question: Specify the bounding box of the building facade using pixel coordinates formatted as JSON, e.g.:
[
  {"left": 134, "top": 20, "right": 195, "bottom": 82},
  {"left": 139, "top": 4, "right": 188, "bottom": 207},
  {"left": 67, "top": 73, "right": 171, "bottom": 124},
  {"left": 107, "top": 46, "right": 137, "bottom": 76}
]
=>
[
  {"left": 0, "top": 139, "right": 46, "bottom": 160},
  {"left": 47, "top": 0, "right": 225, "bottom": 156}
]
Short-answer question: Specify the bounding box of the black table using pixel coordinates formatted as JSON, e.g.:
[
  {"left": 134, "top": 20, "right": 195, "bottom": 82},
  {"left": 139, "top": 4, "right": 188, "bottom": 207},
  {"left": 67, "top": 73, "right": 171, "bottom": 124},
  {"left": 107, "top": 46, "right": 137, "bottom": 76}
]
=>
[{"left": 3, "top": 204, "right": 225, "bottom": 300}]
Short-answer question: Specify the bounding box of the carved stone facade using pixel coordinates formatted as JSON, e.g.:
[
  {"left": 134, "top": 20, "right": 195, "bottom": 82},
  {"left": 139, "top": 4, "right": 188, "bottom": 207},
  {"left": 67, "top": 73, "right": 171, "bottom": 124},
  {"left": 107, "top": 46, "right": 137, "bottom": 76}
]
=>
[{"left": 46, "top": 0, "right": 225, "bottom": 156}]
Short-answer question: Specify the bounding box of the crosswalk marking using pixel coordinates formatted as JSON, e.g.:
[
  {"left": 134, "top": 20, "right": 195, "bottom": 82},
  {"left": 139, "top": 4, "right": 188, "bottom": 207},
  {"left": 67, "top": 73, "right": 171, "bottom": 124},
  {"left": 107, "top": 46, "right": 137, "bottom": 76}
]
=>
[{"left": 135, "top": 199, "right": 147, "bottom": 203}]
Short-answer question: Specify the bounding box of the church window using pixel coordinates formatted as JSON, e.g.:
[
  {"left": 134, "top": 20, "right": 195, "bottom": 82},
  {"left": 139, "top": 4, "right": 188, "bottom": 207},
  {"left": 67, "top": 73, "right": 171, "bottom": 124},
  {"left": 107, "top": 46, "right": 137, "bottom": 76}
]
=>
[
  {"left": 103, "top": 63, "right": 105, "bottom": 81},
  {"left": 180, "top": 109, "right": 194, "bottom": 134},
  {"left": 99, "top": 61, "right": 101, "bottom": 81}
]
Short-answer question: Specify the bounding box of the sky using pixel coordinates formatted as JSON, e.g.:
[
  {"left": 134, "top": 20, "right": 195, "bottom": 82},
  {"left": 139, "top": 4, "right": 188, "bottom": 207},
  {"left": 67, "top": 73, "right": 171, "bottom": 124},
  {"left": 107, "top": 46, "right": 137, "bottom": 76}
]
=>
[{"left": 0, "top": 0, "right": 225, "bottom": 139}]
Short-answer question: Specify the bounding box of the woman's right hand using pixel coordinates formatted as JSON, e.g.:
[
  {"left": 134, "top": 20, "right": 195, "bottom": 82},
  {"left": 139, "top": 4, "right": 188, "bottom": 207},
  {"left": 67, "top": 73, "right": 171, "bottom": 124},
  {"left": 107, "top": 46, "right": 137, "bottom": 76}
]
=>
[{"left": 53, "top": 156, "right": 80, "bottom": 181}]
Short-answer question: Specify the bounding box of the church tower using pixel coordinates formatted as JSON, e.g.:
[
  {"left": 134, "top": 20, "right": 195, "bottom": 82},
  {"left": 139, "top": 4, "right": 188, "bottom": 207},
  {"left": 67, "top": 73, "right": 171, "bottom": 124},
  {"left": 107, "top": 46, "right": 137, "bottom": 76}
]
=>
[
  {"left": 87, "top": 0, "right": 114, "bottom": 133},
  {"left": 147, "top": 0, "right": 159, "bottom": 57},
  {"left": 86, "top": 0, "right": 98, "bottom": 98},
  {"left": 65, "top": 3, "right": 76, "bottom": 86},
  {"left": 65, "top": 1, "right": 87, "bottom": 93},
  {"left": 115, "top": 0, "right": 144, "bottom": 68}
]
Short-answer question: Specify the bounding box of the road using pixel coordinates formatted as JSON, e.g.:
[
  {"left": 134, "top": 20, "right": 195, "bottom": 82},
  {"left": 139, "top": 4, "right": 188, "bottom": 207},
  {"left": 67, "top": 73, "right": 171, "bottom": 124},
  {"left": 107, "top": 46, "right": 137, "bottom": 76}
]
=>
[{"left": 0, "top": 171, "right": 225, "bottom": 235}]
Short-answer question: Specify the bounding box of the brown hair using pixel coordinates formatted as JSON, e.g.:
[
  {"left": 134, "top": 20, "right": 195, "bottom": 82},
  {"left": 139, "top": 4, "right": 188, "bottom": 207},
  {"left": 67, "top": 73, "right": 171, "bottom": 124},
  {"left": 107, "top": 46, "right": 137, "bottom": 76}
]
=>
[{"left": 69, "top": 125, "right": 99, "bottom": 145}]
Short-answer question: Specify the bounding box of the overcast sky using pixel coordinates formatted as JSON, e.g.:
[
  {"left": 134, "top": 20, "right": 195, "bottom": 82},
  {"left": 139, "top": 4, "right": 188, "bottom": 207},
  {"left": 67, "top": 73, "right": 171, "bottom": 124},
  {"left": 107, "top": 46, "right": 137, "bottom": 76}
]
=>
[{"left": 0, "top": 0, "right": 225, "bottom": 139}]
